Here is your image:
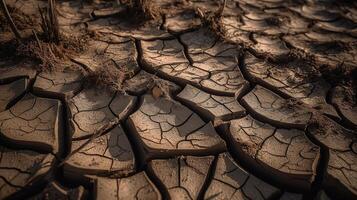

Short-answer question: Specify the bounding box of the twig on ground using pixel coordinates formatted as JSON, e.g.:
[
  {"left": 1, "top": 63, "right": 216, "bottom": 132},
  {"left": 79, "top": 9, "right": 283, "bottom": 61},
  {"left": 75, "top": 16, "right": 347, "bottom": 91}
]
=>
[
  {"left": 127, "top": 0, "right": 159, "bottom": 20},
  {"left": 32, "top": 29, "right": 42, "bottom": 51}
]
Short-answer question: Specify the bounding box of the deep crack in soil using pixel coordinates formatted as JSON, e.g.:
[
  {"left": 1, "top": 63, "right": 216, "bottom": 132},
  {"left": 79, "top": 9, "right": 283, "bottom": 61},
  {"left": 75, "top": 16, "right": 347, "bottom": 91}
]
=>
[{"left": 0, "top": 0, "right": 356, "bottom": 200}]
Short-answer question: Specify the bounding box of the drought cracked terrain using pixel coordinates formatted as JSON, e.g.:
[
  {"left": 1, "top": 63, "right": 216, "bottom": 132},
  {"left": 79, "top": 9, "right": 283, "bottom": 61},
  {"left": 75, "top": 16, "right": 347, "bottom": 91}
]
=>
[{"left": 0, "top": 0, "right": 356, "bottom": 199}]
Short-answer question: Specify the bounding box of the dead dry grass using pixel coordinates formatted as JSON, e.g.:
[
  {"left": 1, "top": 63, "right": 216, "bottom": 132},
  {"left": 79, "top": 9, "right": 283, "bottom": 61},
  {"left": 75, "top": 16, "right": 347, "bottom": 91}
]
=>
[
  {"left": 1, "top": 0, "right": 90, "bottom": 71},
  {"left": 84, "top": 64, "right": 127, "bottom": 92},
  {"left": 2, "top": 0, "right": 356, "bottom": 96},
  {"left": 0, "top": 5, "right": 36, "bottom": 32},
  {"left": 15, "top": 32, "right": 90, "bottom": 71},
  {"left": 119, "top": 0, "right": 160, "bottom": 23},
  {"left": 195, "top": 0, "right": 227, "bottom": 39},
  {"left": 38, "top": 0, "right": 60, "bottom": 44}
]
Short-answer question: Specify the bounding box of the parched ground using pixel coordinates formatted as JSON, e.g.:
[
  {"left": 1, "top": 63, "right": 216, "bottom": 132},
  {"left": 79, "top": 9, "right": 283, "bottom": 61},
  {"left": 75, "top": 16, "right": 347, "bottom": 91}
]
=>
[{"left": 0, "top": 0, "right": 356, "bottom": 199}]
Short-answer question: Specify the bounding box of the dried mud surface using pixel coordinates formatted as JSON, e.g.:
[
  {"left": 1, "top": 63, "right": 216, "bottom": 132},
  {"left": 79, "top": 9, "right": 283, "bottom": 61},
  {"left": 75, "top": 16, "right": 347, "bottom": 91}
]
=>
[{"left": 0, "top": 0, "right": 356, "bottom": 200}]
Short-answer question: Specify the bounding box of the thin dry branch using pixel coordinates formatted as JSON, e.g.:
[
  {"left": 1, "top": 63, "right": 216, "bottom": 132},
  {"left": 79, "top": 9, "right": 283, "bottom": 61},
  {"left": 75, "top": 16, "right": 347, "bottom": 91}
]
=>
[{"left": 0, "top": 0, "right": 22, "bottom": 41}]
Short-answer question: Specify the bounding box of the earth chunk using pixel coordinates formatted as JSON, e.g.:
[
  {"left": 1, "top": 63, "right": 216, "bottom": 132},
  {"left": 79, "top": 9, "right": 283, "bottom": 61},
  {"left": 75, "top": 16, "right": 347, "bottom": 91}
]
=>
[
  {"left": 0, "top": 94, "right": 63, "bottom": 153},
  {"left": 127, "top": 95, "right": 225, "bottom": 157}
]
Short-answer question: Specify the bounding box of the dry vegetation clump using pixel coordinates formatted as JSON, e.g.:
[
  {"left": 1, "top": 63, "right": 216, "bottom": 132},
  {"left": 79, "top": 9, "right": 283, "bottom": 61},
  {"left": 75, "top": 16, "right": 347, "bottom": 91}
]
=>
[
  {"left": 1, "top": 0, "right": 90, "bottom": 71},
  {"left": 16, "top": 39, "right": 62, "bottom": 70},
  {"left": 84, "top": 65, "right": 127, "bottom": 92},
  {"left": 15, "top": 29, "right": 90, "bottom": 71},
  {"left": 1, "top": 0, "right": 22, "bottom": 40},
  {"left": 0, "top": 4, "right": 36, "bottom": 33},
  {"left": 16, "top": 33, "right": 89, "bottom": 71},
  {"left": 38, "top": 0, "right": 60, "bottom": 44},
  {"left": 195, "top": 0, "right": 227, "bottom": 39},
  {"left": 0, "top": 2, "right": 39, "bottom": 58},
  {"left": 120, "top": 0, "right": 160, "bottom": 22}
]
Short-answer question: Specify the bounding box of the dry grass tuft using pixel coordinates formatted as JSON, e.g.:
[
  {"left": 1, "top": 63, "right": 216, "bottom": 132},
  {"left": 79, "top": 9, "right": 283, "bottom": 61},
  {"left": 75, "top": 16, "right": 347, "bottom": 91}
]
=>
[
  {"left": 84, "top": 65, "right": 128, "bottom": 92},
  {"left": 16, "top": 32, "right": 89, "bottom": 71},
  {"left": 12, "top": 0, "right": 90, "bottom": 71},
  {"left": 38, "top": 0, "right": 59, "bottom": 44},
  {"left": 16, "top": 38, "right": 64, "bottom": 71},
  {"left": 195, "top": 0, "right": 226, "bottom": 39},
  {"left": 86, "top": 69, "right": 124, "bottom": 91},
  {"left": 1, "top": 0, "right": 22, "bottom": 40},
  {"left": 0, "top": 4, "right": 36, "bottom": 33},
  {"left": 119, "top": 0, "right": 160, "bottom": 22}
]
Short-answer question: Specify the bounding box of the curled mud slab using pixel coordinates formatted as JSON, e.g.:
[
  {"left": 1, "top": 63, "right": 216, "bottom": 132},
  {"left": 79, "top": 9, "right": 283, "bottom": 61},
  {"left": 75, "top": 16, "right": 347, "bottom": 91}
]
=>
[{"left": 0, "top": 0, "right": 356, "bottom": 199}]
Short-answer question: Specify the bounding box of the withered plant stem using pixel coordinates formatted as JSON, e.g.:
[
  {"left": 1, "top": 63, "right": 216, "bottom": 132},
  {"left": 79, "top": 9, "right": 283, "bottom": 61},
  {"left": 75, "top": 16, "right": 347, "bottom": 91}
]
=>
[
  {"left": 32, "top": 29, "right": 42, "bottom": 51},
  {"left": 0, "top": 0, "right": 22, "bottom": 41},
  {"left": 39, "top": 0, "right": 60, "bottom": 44},
  {"left": 48, "top": 0, "right": 59, "bottom": 43}
]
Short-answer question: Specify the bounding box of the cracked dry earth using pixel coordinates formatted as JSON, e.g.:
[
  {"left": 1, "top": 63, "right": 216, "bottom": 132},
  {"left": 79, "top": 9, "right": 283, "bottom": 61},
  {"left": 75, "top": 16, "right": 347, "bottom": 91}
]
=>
[{"left": 0, "top": 0, "right": 357, "bottom": 200}]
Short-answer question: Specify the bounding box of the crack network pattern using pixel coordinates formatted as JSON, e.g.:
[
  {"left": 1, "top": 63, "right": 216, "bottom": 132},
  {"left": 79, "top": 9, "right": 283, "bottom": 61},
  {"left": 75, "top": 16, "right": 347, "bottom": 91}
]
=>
[{"left": 0, "top": 0, "right": 356, "bottom": 199}]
